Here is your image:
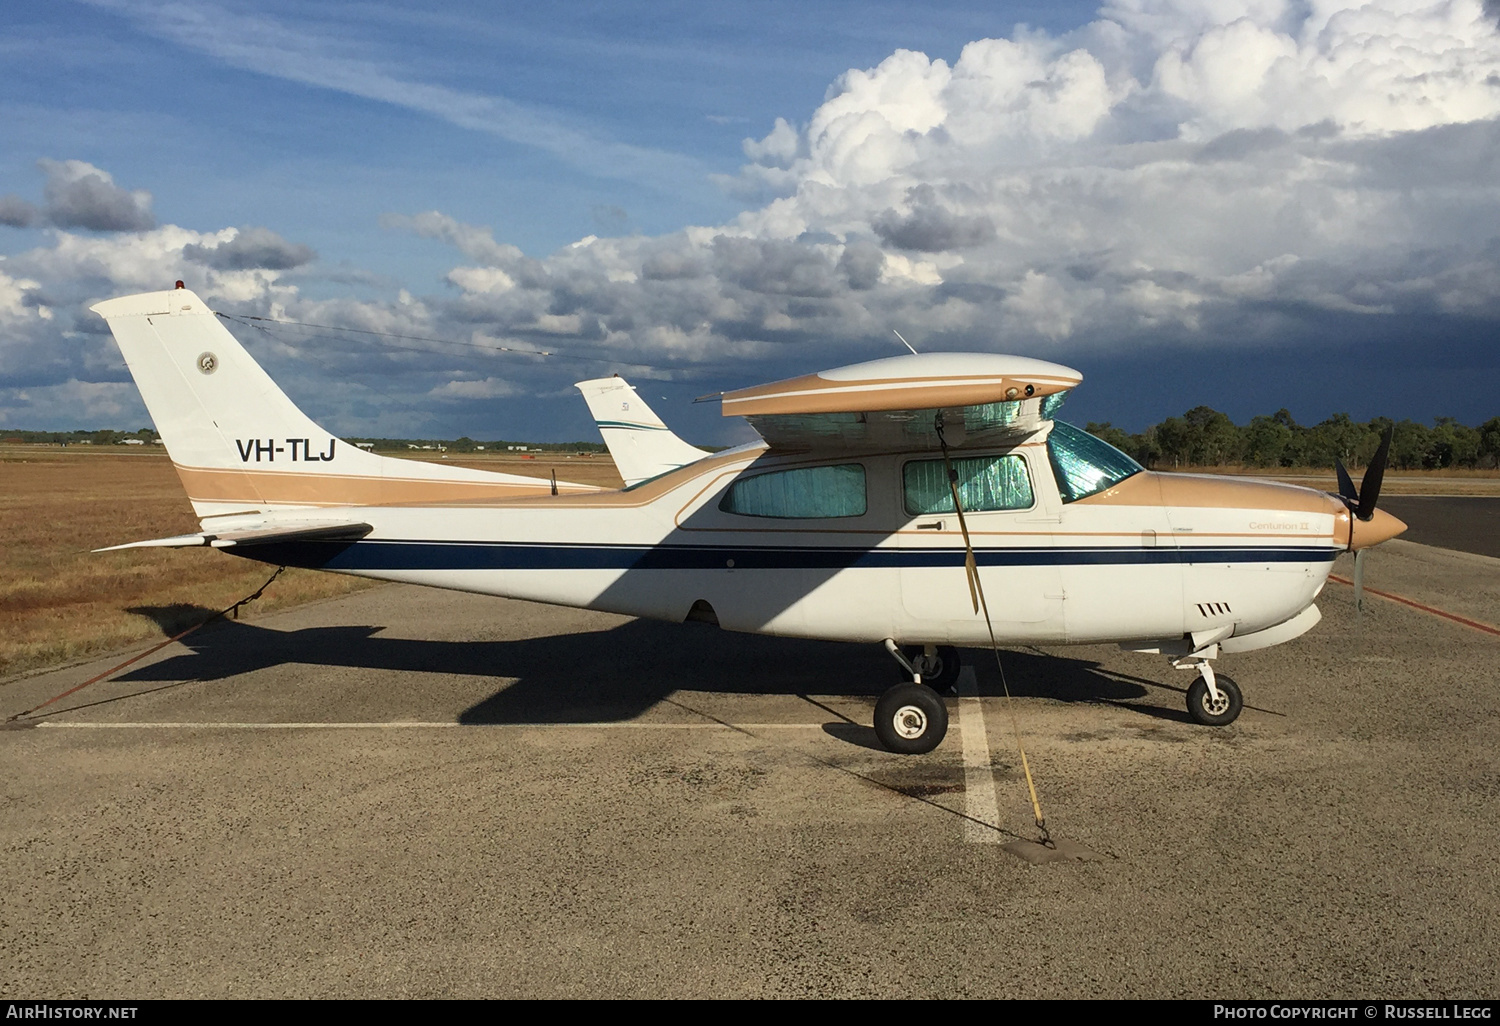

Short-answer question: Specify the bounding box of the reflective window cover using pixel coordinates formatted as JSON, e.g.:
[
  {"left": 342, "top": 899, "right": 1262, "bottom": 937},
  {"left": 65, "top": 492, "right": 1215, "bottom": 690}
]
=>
[
  {"left": 720, "top": 463, "right": 868, "bottom": 519},
  {"left": 903, "top": 454, "right": 1034, "bottom": 515},
  {"left": 1047, "top": 420, "right": 1143, "bottom": 503}
]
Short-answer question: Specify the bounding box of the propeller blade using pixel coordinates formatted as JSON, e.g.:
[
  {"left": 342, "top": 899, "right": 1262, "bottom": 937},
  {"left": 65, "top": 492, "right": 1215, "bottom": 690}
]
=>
[
  {"left": 1334, "top": 459, "right": 1358, "bottom": 506},
  {"left": 1356, "top": 425, "right": 1394, "bottom": 521}
]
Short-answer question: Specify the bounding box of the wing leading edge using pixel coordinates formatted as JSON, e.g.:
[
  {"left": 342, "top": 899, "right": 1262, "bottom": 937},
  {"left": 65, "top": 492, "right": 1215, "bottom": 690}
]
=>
[{"left": 95, "top": 520, "right": 373, "bottom": 552}]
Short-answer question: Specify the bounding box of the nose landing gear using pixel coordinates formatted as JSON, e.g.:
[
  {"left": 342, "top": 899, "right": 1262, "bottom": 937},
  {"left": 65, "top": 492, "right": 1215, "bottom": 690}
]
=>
[{"left": 1179, "top": 656, "right": 1243, "bottom": 726}]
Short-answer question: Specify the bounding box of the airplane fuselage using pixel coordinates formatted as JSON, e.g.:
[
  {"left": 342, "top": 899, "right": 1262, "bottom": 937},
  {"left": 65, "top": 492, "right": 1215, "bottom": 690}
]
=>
[{"left": 233, "top": 436, "right": 1363, "bottom": 651}]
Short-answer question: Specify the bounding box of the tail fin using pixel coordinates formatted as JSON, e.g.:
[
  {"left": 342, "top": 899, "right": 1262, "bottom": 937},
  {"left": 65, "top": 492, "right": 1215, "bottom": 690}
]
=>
[
  {"left": 92, "top": 287, "right": 595, "bottom": 518},
  {"left": 575, "top": 376, "right": 710, "bottom": 486}
]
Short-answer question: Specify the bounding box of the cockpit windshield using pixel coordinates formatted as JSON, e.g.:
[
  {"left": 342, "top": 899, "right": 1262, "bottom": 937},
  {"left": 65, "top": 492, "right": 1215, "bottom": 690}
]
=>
[{"left": 1046, "top": 420, "right": 1143, "bottom": 503}]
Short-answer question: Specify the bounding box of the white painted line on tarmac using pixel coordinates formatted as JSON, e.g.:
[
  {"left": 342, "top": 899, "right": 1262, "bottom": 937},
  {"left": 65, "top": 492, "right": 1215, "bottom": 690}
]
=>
[
  {"left": 35, "top": 721, "right": 830, "bottom": 730},
  {"left": 956, "top": 666, "right": 1002, "bottom": 844}
]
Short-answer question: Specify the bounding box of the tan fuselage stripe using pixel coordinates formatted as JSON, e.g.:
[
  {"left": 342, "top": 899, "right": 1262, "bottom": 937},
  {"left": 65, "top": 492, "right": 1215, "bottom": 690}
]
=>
[
  {"left": 1076, "top": 472, "right": 1343, "bottom": 516},
  {"left": 174, "top": 464, "right": 598, "bottom": 508}
]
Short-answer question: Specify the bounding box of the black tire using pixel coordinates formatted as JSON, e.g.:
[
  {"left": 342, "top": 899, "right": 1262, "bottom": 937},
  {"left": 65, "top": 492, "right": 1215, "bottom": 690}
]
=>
[
  {"left": 1186, "top": 674, "right": 1243, "bottom": 726},
  {"left": 899, "top": 644, "right": 962, "bottom": 691},
  {"left": 873, "top": 683, "right": 949, "bottom": 755}
]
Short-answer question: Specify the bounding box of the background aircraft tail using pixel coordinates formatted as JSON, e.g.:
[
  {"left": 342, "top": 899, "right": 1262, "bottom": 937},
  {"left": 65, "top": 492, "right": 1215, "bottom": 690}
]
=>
[
  {"left": 575, "top": 376, "right": 710, "bottom": 486},
  {"left": 92, "top": 287, "right": 595, "bottom": 518}
]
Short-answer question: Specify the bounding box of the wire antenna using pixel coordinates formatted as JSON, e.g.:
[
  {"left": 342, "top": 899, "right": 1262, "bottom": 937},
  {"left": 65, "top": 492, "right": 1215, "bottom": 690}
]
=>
[{"left": 893, "top": 330, "right": 919, "bottom": 356}]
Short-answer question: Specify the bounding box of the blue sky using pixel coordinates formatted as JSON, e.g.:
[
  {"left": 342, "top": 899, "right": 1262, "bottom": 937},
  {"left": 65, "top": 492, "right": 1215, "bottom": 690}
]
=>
[
  {"left": 2, "top": 1, "right": 1498, "bottom": 444},
  {"left": 3, "top": 2, "right": 1094, "bottom": 265}
]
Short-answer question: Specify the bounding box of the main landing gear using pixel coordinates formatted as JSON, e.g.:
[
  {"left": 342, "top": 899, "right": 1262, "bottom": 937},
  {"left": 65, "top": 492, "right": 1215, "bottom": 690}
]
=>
[{"left": 874, "top": 641, "right": 959, "bottom": 754}]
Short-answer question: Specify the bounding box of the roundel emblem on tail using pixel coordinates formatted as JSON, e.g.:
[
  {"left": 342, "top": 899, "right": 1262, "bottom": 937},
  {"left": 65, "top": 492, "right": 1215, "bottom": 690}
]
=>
[{"left": 196, "top": 352, "right": 218, "bottom": 375}]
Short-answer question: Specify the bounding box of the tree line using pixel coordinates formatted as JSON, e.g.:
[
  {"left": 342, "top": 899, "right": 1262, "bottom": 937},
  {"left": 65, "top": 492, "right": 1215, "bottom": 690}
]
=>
[
  {"left": 1084, "top": 408, "right": 1500, "bottom": 470},
  {"left": 9, "top": 412, "right": 1500, "bottom": 470}
]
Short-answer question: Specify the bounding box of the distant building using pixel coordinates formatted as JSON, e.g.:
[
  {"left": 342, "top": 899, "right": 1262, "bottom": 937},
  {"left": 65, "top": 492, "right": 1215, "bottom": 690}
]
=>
[{"left": 356, "top": 442, "right": 375, "bottom": 450}]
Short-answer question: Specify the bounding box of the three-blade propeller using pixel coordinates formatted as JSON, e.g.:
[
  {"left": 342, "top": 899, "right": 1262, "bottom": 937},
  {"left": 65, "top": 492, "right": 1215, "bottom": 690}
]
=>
[{"left": 1333, "top": 424, "right": 1395, "bottom": 614}]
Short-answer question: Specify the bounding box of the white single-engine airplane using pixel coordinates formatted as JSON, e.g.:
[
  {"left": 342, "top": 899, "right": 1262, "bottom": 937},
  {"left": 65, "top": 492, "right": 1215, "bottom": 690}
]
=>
[{"left": 93, "top": 285, "right": 1406, "bottom": 753}]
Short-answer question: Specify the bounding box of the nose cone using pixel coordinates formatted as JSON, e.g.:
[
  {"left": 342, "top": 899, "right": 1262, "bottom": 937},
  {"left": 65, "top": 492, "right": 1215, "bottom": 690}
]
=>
[{"left": 1349, "top": 507, "right": 1407, "bottom": 550}]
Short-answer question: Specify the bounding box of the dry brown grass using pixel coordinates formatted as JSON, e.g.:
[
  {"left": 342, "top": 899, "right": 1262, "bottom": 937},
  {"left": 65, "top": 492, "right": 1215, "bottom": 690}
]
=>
[{"left": 0, "top": 446, "right": 620, "bottom": 681}]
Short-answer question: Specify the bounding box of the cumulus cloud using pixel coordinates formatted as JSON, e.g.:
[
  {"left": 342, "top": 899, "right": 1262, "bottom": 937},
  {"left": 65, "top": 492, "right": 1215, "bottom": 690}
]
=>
[
  {"left": 38, "top": 159, "right": 155, "bottom": 232},
  {"left": 428, "top": 377, "right": 522, "bottom": 400},
  {"left": 371, "top": 0, "right": 1500, "bottom": 377},
  {"left": 871, "top": 184, "right": 997, "bottom": 252},
  {"left": 0, "top": 195, "right": 41, "bottom": 228},
  {"left": 183, "top": 226, "right": 316, "bottom": 270},
  {"left": 0, "top": 380, "right": 144, "bottom": 428},
  {"left": 381, "top": 211, "right": 523, "bottom": 266}
]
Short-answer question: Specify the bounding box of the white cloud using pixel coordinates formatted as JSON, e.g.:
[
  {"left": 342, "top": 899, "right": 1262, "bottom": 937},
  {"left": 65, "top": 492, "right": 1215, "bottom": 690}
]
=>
[
  {"left": 0, "top": 380, "right": 146, "bottom": 428},
  {"left": 183, "top": 226, "right": 316, "bottom": 270},
  {"left": 447, "top": 266, "right": 516, "bottom": 294},
  {"left": 428, "top": 377, "right": 521, "bottom": 400},
  {"left": 38, "top": 159, "right": 155, "bottom": 232}
]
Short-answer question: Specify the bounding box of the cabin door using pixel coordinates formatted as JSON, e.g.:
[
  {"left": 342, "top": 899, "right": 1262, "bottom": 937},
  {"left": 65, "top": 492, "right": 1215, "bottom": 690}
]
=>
[{"left": 896, "top": 449, "right": 1065, "bottom": 642}]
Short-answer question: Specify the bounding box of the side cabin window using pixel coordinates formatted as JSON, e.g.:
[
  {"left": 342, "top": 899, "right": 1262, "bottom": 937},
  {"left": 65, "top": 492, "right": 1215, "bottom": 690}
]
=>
[
  {"left": 1046, "top": 420, "right": 1143, "bottom": 503},
  {"left": 903, "top": 453, "right": 1034, "bottom": 516},
  {"left": 719, "top": 464, "right": 867, "bottom": 519}
]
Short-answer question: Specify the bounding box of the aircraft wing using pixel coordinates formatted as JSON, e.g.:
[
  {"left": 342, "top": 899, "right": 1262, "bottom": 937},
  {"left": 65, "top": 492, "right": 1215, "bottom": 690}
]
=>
[
  {"left": 576, "top": 376, "right": 711, "bottom": 486},
  {"left": 719, "top": 352, "right": 1082, "bottom": 451},
  {"left": 95, "top": 520, "right": 373, "bottom": 552}
]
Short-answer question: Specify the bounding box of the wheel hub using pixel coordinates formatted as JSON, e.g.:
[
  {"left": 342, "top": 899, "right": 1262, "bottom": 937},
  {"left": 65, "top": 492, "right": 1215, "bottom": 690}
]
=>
[
  {"left": 893, "top": 704, "right": 928, "bottom": 739},
  {"left": 1200, "top": 688, "right": 1231, "bottom": 716}
]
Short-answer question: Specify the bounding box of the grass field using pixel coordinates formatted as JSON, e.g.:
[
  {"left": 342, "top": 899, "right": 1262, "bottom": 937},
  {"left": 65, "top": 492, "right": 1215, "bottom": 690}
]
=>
[{"left": 0, "top": 447, "right": 622, "bottom": 681}]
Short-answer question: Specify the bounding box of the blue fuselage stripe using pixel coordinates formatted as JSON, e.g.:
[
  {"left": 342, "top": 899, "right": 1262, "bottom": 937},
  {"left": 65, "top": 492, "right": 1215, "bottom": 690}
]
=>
[{"left": 240, "top": 540, "right": 1340, "bottom": 573}]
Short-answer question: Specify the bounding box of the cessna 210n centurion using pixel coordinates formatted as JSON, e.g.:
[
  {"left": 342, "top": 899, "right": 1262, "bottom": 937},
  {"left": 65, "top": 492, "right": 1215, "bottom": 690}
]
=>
[{"left": 93, "top": 286, "right": 1406, "bottom": 754}]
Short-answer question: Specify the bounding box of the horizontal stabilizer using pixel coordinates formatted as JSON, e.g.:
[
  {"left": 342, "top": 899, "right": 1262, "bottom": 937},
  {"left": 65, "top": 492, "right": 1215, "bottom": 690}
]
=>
[
  {"left": 94, "top": 534, "right": 213, "bottom": 552},
  {"left": 95, "top": 521, "right": 373, "bottom": 553}
]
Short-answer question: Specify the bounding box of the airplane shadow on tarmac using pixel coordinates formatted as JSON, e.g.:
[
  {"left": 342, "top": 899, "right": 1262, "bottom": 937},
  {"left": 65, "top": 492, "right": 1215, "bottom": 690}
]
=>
[{"left": 115, "top": 605, "right": 1184, "bottom": 730}]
